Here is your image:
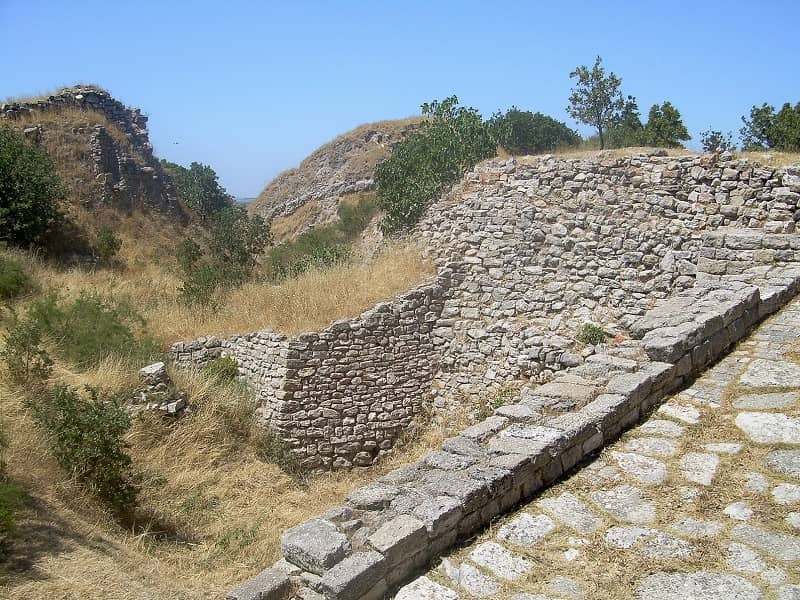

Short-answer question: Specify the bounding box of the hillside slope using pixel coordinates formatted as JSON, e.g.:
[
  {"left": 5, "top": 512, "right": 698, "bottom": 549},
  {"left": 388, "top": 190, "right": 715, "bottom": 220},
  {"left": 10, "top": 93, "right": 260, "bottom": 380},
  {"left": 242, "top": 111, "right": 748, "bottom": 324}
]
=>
[
  {"left": 250, "top": 117, "right": 421, "bottom": 234},
  {"left": 1, "top": 86, "right": 186, "bottom": 232}
]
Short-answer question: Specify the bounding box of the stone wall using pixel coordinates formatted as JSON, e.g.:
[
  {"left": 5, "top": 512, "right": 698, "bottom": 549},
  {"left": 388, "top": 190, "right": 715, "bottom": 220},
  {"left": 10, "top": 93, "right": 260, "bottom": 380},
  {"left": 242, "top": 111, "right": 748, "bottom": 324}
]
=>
[
  {"left": 226, "top": 253, "right": 800, "bottom": 600},
  {"left": 1, "top": 85, "right": 182, "bottom": 216},
  {"left": 171, "top": 275, "right": 450, "bottom": 469}
]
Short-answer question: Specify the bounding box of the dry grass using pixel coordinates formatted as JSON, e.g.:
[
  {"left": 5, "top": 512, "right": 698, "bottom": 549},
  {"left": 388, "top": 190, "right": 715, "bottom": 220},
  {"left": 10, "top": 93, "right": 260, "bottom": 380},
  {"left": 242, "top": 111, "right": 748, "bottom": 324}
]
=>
[{"left": 269, "top": 200, "right": 322, "bottom": 242}]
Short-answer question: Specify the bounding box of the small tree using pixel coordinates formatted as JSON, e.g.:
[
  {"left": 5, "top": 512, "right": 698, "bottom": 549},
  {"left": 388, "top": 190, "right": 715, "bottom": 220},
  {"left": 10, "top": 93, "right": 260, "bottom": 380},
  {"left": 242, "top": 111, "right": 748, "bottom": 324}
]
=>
[
  {"left": 567, "top": 56, "right": 624, "bottom": 150},
  {"left": 700, "top": 129, "right": 737, "bottom": 153},
  {"left": 208, "top": 206, "right": 271, "bottom": 283},
  {"left": 741, "top": 102, "right": 800, "bottom": 151},
  {"left": 93, "top": 228, "right": 122, "bottom": 264},
  {"left": 0, "top": 128, "right": 64, "bottom": 248},
  {"left": 643, "top": 102, "right": 691, "bottom": 148},
  {"left": 608, "top": 95, "right": 645, "bottom": 148},
  {"left": 163, "top": 160, "right": 233, "bottom": 221},
  {"left": 489, "top": 108, "right": 580, "bottom": 155}
]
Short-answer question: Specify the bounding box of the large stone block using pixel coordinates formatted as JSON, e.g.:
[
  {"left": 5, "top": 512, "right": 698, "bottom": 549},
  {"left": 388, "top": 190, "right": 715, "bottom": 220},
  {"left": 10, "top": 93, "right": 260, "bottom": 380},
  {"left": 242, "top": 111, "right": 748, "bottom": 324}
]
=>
[
  {"left": 320, "top": 551, "right": 387, "bottom": 600},
  {"left": 281, "top": 519, "right": 351, "bottom": 575},
  {"left": 226, "top": 567, "right": 290, "bottom": 600},
  {"left": 367, "top": 515, "right": 427, "bottom": 564}
]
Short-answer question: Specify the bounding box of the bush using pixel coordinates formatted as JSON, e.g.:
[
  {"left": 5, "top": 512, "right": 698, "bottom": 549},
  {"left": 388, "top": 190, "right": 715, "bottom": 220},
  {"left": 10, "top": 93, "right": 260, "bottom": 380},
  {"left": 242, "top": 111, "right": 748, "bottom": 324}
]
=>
[
  {"left": 0, "top": 313, "right": 53, "bottom": 384},
  {"left": 0, "top": 479, "right": 24, "bottom": 556},
  {"left": 25, "top": 384, "right": 138, "bottom": 512},
  {"left": 179, "top": 263, "right": 222, "bottom": 307},
  {"left": 489, "top": 108, "right": 581, "bottom": 155},
  {"left": 93, "top": 228, "right": 122, "bottom": 263},
  {"left": 268, "top": 224, "right": 349, "bottom": 278},
  {"left": 0, "top": 253, "right": 33, "bottom": 301},
  {"left": 336, "top": 193, "right": 378, "bottom": 237},
  {"left": 162, "top": 160, "right": 233, "bottom": 222},
  {"left": 700, "top": 129, "right": 737, "bottom": 153},
  {"left": 376, "top": 96, "right": 496, "bottom": 233},
  {"left": 0, "top": 127, "right": 65, "bottom": 248},
  {"left": 203, "top": 356, "right": 240, "bottom": 384},
  {"left": 27, "top": 292, "right": 159, "bottom": 369},
  {"left": 741, "top": 102, "right": 800, "bottom": 151},
  {"left": 576, "top": 323, "right": 609, "bottom": 345}
]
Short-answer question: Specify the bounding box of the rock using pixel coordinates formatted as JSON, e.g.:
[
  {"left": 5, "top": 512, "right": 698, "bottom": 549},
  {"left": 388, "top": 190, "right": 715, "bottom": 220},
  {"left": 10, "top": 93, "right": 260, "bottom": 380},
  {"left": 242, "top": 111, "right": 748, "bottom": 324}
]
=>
[
  {"left": 604, "top": 526, "right": 692, "bottom": 558},
  {"left": 441, "top": 559, "right": 499, "bottom": 598},
  {"left": 638, "top": 419, "right": 685, "bottom": 438},
  {"left": 225, "top": 567, "right": 290, "bottom": 600},
  {"left": 735, "top": 412, "right": 800, "bottom": 444},
  {"left": 763, "top": 450, "right": 800, "bottom": 478},
  {"left": 139, "top": 361, "right": 167, "bottom": 382},
  {"left": 731, "top": 524, "right": 800, "bottom": 560},
  {"left": 703, "top": 443, "right": 742, "bottom": 454},
  {"left": 787, "top": 513, "right": 800, "bottom": 529},
  {"left": 610, "top": 452, "right": 668, "bottom": 484},
  {"left": 726, "top": 542, "right": 786, "bottom": 585},
  {"left": 738, "top": 359, "right": 800, "bottom": 387},
  {"left": 280, "top": 519, "right": 351, "bottom": 575},
  {"left": 497, "top": 513, "right": 556, "bottom": 546},
  {"left": 733, "top": 392, "right": 799, "bottom": 410},
  {"left": 625, "top": 437, "right": 679, "bottom": 457},
  {"left": 546, "top": 576, "right": 585, "bottom": 599},
  {"left": 320, "top": 551, "right": 386, "bottom": 599},
  {"left": 395, "top": 576, "right": 459, "bottom": 600},
  {"left": 779, "top": 584, "right": 800, "bottom": 600},
  {"left": 671, "top": 517, "right": 724, "bottom": 539},
  {"left": 680, "top": 453, "right": 720, "bottom": 486},
  {"left": 590, "top": 485, "right": 656, "bottom": 523},
  {"left": 635, "top": 571, "right": 762, "bottom": 600},
  {"left": 745, "top": 472, "right": 770, "bottom": 492},
  {"left": 658, "top": 403, "right": 701, "bottom": 424},
  {"left": 469, "top": 541, "right": 532, "bottom": 580},
  {"left": 772, "top": 483, "right": 800, "bottom": 505},
  {"left": 367, "top": 514, "right": 426, "bottom": 563},
  {"left": 347, "top": 484, "right": 399, "bottom": 510},
  {"left": 538, "top": 492, "right": 602, "bottom": 534},
  {"left": 724, "top": 501, "right": 754, "bottom": 521}
]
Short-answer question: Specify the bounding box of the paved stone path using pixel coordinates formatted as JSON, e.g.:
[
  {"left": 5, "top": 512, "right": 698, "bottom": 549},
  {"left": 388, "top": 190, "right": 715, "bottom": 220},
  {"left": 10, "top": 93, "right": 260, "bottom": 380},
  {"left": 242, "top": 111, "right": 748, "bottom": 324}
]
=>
[{"left": 397, "top": 297, "right": 800, "bottom": 599}]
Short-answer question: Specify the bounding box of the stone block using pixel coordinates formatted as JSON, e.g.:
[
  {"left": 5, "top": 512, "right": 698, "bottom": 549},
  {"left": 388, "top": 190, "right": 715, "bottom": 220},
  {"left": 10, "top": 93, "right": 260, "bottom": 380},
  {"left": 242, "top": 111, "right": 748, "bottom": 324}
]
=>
[
  {"left": 367, "top": 515, "right": 427, "bottom": 564},
  {"left": 226, "top": 567, "right": 290, "bottom": 600},
  {"left": 281, "top": 519, "right": 351, "bottom": 575},
  {"left": 320, "top": 551, "right": 386, "bottom": 600}
]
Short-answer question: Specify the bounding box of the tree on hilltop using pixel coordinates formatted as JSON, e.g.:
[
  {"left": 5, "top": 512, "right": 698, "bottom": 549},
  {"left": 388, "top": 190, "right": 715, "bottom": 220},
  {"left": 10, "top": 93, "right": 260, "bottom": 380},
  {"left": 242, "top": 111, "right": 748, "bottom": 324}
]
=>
[
  {"left": 740, "top": 102, "right": 800, "bottom": 151},
  {"left": 567, "top": 56, "right": 624, "bottom": 150},
  {"left": 162, "top": 160, "right": 233, "bottom": 222},
  {"left": 643, "top": 101, "right": 691, "bottom": 148},
  {"left": 488, "top": 108, "right": 581, "bottom": 155}
]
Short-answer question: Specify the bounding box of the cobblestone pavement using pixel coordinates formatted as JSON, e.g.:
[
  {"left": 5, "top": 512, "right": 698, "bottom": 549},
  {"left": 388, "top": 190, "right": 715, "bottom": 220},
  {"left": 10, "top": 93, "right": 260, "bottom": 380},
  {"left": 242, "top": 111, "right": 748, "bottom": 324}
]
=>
[{"left": 398, "top": 297, "right": 800, "bottom": 600}]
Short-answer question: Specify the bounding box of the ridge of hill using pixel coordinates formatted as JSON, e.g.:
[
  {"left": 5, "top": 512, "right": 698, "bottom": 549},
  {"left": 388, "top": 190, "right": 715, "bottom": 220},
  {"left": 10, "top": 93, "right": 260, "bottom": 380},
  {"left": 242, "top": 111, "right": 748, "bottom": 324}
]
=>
[{"left": 249, "top": 117, "right": 422, "bottom": 235}]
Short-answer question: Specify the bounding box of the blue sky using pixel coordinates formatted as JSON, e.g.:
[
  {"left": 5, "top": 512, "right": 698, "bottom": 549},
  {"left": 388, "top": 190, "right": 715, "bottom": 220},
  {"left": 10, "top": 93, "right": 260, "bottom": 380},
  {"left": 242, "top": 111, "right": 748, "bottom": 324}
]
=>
[{"left": 2, "top": 0, "right": 799, "bottom": 197}]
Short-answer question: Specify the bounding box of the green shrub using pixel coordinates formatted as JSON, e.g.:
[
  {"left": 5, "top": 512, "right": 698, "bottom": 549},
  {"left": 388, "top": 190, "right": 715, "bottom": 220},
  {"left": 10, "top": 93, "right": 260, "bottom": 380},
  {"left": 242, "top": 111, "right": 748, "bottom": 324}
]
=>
[
  {"left": 376, "top": 96, "right": 496, "bottom": 234},
  {"left": 162, "top": 160, "right": 233, "bottom": 222},
  {"left": 204, "top": 356, "right": 240, "bottom": 384},
  {"left": 576, "top": 323, "right": 609, "bottom": 345},
  {"left": 336, "top": 193, "right": 378, "bottom": 237},
  {"left": 25, "top": 384, "right": 138, "bottom": 513},
  {"left": 0, "top": 253, "right": 33, "bottom": 301},
  {"left": 0, "top": 313, "right": 53, "bottom": 384},
  {"left": 0, "top": 479, "right": 24, "bottom": 555},
  {"left": 741, "top": 101, "right": 800, "bottom": 151},
  {"left": 268, "top": 224, "right": 349, "bottom": 279},
  {"left": 93, "top": 228, "right": 122, "bottom": 263},
  {"left": 488, "top": 108, "right": 581, "bottom": 155},
  {"left": 0, "top": 127, "right": 65, "bottom": 248},
  {"left": 28, "top": 292, "right": 159, "bottom": 369},
  {"left": 179, "top": 263, "right": 222, "bottom": 307}
]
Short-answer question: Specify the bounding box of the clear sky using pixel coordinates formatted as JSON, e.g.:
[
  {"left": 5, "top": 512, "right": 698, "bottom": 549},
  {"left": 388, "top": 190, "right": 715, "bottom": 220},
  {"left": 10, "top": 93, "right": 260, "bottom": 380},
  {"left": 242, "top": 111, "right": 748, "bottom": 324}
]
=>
[{"left": 2, "top": 0, "right": 799, "bottom": 198}]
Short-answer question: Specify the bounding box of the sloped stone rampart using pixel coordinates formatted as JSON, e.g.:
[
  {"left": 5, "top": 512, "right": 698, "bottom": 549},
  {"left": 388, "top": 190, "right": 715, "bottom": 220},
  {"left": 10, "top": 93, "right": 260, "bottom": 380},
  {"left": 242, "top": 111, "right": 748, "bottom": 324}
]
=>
[{"left": 228, "top": 262, "right": 800, "bottom": 600}]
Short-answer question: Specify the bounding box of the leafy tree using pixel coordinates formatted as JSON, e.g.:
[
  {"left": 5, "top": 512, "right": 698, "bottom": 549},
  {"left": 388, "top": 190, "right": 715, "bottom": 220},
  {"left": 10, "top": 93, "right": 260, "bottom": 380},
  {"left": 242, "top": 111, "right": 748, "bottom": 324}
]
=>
[
  {"left": 0, "top": 128, "right": 64, "bottom": 248},
  {"left": 376, "top": 96, "right": 496, "bottom": 233},
  {"left": 208, "top": 206, "right": 271, "bottom": 283},
  {"left": 488, "top": 108, "right": 580, "bottom": 155},
  {"left": 608, "top": 95, "right": 645, "bottom": 148},
  {"left": 700, "top": 129, "right": 737, "bottom": 153},
  {"left": 162, "top": 160, "right": 233, "bottom": 221},
  {"left": 643, "top": 101, "right": 691, "bottom": 148},
  {"left": 741, "top": 102, "right": 800, "bottom": 151},
  {"left": 567, "top": 56, "right": 624, "bottom": 150}
]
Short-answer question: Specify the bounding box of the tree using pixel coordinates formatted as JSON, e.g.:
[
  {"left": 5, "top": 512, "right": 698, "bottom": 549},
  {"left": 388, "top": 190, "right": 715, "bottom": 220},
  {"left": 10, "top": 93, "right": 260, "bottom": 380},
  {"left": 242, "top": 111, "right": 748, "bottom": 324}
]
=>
[
  {"left": 567, "top": 56, "right": 624, "bottom": 150},
  {"left": 208, "top": 205, "right": 271, "bottom": 283},
  {"left": 700, "top": 129, "right": 737, "bottom": 153},
  {"left": 375, "top": 96, "right": 496, "bottom": 233},
  {"left": 741, "top": 102, "right": 800, "bottom": 151},
  {"left": 162, "top": 160, "right": 233, "bottom": 221},
  {"left": 643, "top": 102, "right": 691, "bottom": 148},
  {"left": 607, "top": 95, "right": 645, "bottom": 148},
  {"left": 0, "top": 128, "right": 64, "bottom": 248},
  {"left": 489, "top": 108, "right": 580, "bottom": 155}
]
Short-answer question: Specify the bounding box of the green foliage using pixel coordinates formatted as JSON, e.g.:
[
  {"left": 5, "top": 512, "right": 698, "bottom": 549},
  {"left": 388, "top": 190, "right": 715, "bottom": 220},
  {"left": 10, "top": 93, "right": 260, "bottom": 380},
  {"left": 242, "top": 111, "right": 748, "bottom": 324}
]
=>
[
  {"left": 1, "top": 312, "right": 53, "bottom": 384},
  {"left": 643, "top": 101, "right": 691, "bottom": 148},
  {"left": 567, "top": 56, "right": 624, "bottom": 150},
  {"left": 25, "top": 384, "right": 138, "bottom": 513},
  {"left": 0, "top": 253, "right": 33, "bottom": 301},
  {"left": 336, "top": 193, "right": 378, "bottom": 237},
  {"left": 576, "top": 323, "right": 609, "bottom": 345},
  {"left": 27, "top": 292, "right": 158, "bottom": 369},
  {"left": 375, "top": 96, "right": 496, "bottom": 233},
  {"left": 740, "top": 102, "right": 800, "bottom": 151},
  {"left": 203, "top": 356, "right": 240, "bottom": 384},
  {"left": 93, "top": 228, "right": 122, "bottom": 263},
  {"left": 0, "top": 127, "right": 65, "bottom": 248},
  {"left": 162, "top": 160, "right": 233, "bottom": 221},
  {"left": 488, "top": 107, "right": 580, "bottom": 155},
  {"left": 607, "top": 95, "right": 646, "bottom": 148},
  {"left": 178, "top": 206, "right": 271, "bottom": 305},
  {"left": 0, "top": 479, "right": 25, "bottom": 555},
  {"left": 700, "top": 129, "right": 737, "bottom": 153}
]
